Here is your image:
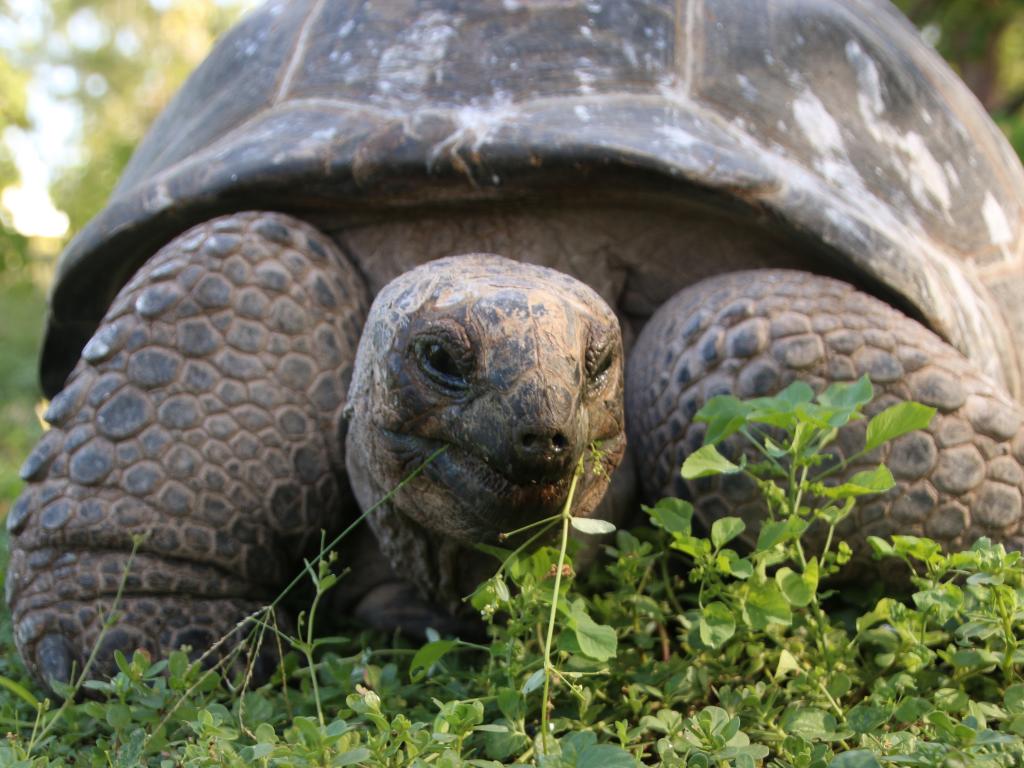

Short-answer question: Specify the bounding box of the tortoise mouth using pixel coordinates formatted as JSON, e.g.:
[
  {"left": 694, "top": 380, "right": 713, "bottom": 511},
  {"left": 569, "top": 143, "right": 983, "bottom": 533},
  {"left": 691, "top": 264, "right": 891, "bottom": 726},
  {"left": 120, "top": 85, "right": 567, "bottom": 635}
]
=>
[
  {"left": 379, "top": 429, "right": 598, "bottom": 536},
  {"left": 446, "top": 444, "right": 574, "bottom": 508}
]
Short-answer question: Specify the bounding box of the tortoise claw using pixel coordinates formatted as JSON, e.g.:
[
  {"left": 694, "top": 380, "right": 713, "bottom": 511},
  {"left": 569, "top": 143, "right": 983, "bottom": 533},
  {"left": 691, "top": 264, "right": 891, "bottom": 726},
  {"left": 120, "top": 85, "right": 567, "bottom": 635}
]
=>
[{"left": 35, "top": 634, "right": 73, "bottom": 688}]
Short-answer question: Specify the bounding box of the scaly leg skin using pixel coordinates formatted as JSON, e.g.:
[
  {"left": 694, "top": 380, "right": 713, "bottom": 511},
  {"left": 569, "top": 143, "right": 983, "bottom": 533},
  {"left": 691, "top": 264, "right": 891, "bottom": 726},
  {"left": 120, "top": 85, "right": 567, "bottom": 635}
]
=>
[
  {"left": 626, "top": 269, "right": 1024, "bottom": 577},
  {"left": 6, "top": 211, "right": 369, "bottom": 688}
]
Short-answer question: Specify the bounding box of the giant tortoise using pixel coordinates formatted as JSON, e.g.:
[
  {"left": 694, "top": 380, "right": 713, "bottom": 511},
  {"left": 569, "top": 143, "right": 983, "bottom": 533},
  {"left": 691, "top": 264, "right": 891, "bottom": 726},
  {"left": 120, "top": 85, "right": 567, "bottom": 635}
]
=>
[{"left": 10, "top": 0, "right": 1024, "bottom": 686}]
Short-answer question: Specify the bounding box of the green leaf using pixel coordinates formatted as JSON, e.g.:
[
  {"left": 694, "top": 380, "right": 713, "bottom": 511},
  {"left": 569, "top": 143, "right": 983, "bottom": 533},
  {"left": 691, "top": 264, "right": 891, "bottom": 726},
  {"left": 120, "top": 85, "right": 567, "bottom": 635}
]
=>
[
  {"left": 698, "top": 602, "right": 736, "bottom": 649},
  {"left": 826, "top": 673, "right": 852, "bottom": 700},
  {"left": 756, "top": 518, "right": 808, "bottom": 551},
  {"left": 493, "top": 575, "right": 511, "bottom": 602},
  {"left": 248, "top": 743, "right": 274, "bottom": 760},
  {"left": 744, "top": 580, "right": 792, "bottom": 630},
  {"left": 890, "top": 535, "right": 942, "bottom": 561},
  {"left": 846, "top": 465, "right": 895, "bottom": 492},
  {"left": 774, "top": 649, "right": 801, "bottom": 679},
  {"left": 846, "top": 703, "right": 890, "bottom": 734},
  {"left": 1006, "top": 684, "right": 1024, "bottom": 714},
  {"left": 682, "top": 444, "right": 742, "bottom": 479},
  {"left": 775, "top": 562, "right": 817, "bottom": 607},
  {"left": 106, "top": 703, "right": 132, "bottom": 730},
  {"left": 696, "top": 395, "right": 753, "bottom": 444},
  {"left": 645, "top": 497, "right": 693, "bottom": 534},
  {"left": 482, "top": 718, "right": 529, "bottom": 760},
  {"left": 497, "top": 688, "right": 524, "bottom": 721},
  {"left": 711, "top": 516, "right": 745, "bottom": 548},
  {"left": 818, "top": 375, "right": 873, "bottom": 411},
  {"left": 333, "top": 749, "right": 372, "bottom": 766},
  {"left": 781, "top": 707, "right": 836, "bottom": 739},
  {"left": 722, "top": 550, "right": 754, "bottom": 579},
  {"left": 864, "top": 402, "right": 936, "bottom": 452},
  {"left": 574, "top": 743, "right": 638, "bottom": 767},
  {"left": 894, "top": 697, "right": 933, "bottom": 723},
  {"left": 866, "top": 536, "right": 895, "bottom": 558},
  {"left": 776, "top": 380, "right": 815, "bottom": 407},
  {"left": 570, "top": 602, "right": 618, "bottom": 661},
  {"left": 0, "top": 674, "right": 39, "bottom": 709},
  {"left": 746, "top": 381, "right": 815, "bottom": 428},
  {"left": 521, "top": 669, "right": 545, "bottom": 695},
  {"left": 829, "top": 750, "right": 883, "bottom": 768},
  {"left": 410, "top": 639, "right": 459, "bottom": 682},
  {"left": 570, "top": 517, "right": 616, "bottom": 535},
  {"left": 668, "top": 533, "right": 713, "bottom": 558},
  {"left": 912, "top": 583, "right": 963, "bottom": 619},
  {"left": 819, "top": 465, "right": 894, "bottom": 498}
]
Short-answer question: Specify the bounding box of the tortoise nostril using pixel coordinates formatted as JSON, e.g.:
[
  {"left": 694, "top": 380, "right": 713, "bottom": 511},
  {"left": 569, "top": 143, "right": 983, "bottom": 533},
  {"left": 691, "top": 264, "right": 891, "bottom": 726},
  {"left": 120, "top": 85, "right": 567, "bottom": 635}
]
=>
[{"left": 518, "top": 429, "right": 569, "bottom": 455}]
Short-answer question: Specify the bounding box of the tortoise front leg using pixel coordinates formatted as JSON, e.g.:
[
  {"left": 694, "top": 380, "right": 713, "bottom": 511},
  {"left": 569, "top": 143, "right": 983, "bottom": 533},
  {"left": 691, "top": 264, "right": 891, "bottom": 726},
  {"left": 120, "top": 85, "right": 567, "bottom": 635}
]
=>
[
  {"left": 6, "top": 211, "right": 369, "bottom": 687},
  {"left": 626, "top": 270, "right": 1024, "bottom": 572}
]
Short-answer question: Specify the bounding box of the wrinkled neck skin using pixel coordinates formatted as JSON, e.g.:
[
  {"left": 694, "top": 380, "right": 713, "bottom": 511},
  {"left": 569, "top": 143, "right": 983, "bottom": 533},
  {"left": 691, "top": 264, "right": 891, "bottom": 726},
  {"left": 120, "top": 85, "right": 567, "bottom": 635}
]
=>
[{"left": 345, "top": 254, "right": 626, "bottom": 612}]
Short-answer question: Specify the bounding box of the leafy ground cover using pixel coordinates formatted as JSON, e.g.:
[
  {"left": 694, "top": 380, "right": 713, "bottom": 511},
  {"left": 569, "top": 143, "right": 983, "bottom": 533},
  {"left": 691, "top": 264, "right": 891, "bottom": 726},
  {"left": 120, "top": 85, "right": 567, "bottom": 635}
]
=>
[{"left": 1, "top": 378, "right": 1023, "bottom": 766}]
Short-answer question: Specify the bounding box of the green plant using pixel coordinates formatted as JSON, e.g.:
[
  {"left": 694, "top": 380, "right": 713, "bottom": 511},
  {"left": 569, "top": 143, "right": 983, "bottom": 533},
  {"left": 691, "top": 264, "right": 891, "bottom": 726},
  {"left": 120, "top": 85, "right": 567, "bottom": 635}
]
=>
[{"left": 5, "top": 377, "right": 1024, "bottom": 766}]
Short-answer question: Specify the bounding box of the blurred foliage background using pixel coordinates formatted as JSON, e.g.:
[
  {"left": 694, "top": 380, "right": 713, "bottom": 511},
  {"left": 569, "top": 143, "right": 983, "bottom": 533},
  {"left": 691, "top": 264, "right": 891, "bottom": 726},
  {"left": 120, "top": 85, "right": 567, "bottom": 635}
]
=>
[
  {"left": 0, "top": 0, "right": 1022, "bottom": 519},
  {"left": 0, "top": 0, "right": 256, "bottom": 516}
]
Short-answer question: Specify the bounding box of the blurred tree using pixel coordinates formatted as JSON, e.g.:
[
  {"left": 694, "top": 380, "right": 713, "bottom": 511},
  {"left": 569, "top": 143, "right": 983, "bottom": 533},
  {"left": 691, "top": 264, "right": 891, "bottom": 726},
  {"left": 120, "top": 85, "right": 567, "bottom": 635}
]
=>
[
  {"left": 0, "top": 0, "right": 253, "bottom": 514},
  {"left": 0, "top": 31, "right": 31, "bottom": 276},
  {"left": 33, "top": 0, "right": 255, "bottom": 235},
  {"left": 895, "top": 0, "right": 1024, "bottom": 154}
]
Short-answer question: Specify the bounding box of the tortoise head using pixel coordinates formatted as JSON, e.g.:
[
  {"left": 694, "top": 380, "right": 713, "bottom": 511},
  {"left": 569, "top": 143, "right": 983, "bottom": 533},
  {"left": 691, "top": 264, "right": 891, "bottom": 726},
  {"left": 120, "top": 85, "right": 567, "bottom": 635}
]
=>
[{"left": 345, "top": 254, "right": 625, "bottom": 543}]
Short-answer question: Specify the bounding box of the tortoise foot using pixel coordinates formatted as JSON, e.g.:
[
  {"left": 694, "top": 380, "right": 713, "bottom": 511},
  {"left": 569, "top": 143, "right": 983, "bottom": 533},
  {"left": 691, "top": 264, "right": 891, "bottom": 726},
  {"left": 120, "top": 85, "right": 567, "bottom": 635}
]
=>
[
  {"left": 7, "top": 211, "right": 369, "bottom": 689},
  {"left": 626, "top": 269, "right": 1024, "bottom": 569}
]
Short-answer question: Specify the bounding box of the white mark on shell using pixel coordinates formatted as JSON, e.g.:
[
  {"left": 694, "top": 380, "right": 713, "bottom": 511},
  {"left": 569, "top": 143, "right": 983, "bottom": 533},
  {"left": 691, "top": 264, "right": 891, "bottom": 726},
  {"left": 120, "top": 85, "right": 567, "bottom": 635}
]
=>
[
  {"left": 846, "top": 39, "right": 952, "bottom": 215},
  {"left": 941, "top": 162, "right": 961, "bottom": 197},
  {"left": 148, "top": 184, "right": 173, "bottom": 213},
  {"left": 735, "top": 74, "right": 758, "bottom": 101},
  {"left": 621, "top": 41, "right": 638, "bottom": 68},
  {"left": 576, "top": 67, "right": 596, "bottom": 95},
  {"left": 377, "top": 11, "right": 458, "bottom": 103},
  {"left": 427, "top": 98, "right": 519, "bottom": 176},
  {"left": 574, "top": 105, "right": 592, "bottom": 122},
  {"left": 792, "top": 90, "right": 844, "bottom": 155},
  {"left": 983, "top": 192, "right": 1013, "bottom": 245},
  {"left": 656, "top": 125, "right": 699, "bottom": 150}
]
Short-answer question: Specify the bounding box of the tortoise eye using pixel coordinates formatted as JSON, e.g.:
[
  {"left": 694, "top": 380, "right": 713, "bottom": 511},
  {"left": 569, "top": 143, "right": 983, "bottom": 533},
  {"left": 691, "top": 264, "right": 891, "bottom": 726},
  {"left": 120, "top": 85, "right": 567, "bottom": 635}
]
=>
[
  {"left": 586, "top": 343, "right": 615, "bottom": 392},
  {"left": 415, "top": 336, "right": 472, "bottom": 391}
]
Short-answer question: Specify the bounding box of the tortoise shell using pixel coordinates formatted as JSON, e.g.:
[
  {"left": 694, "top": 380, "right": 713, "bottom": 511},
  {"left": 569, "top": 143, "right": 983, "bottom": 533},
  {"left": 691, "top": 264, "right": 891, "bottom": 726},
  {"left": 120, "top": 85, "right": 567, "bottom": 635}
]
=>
[{"left": 41, "top": 0, "right": 1024, "bottom": 401}]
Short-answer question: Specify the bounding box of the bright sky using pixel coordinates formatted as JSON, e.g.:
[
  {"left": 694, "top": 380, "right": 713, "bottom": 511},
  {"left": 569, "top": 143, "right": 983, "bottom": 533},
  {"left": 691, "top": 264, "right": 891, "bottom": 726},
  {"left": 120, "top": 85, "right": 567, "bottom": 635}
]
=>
[{"left": 1, "top": 0, "right": 260, "bottom": 239}]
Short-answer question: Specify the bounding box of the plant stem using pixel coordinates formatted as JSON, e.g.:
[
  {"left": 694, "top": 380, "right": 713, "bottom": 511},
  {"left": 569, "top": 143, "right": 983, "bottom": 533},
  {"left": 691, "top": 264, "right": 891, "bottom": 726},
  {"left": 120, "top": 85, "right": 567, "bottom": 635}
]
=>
[
  {"left": 659, "top": 551, "right": 686, "bottom": 616},
  {"left": 492, "top": 518, "right": 561, "bottom": 582},
  {"left": 305, "top": 582, "right": 326, "bottom": 727},
  {"left": 539, "top": 455, "right": 584, "bottom": 754},
  {"left": 501, "top": 513, "right": 562, "bottom": 540},
  {"left": 271, "top": 445, "right": 448, "bottom": 610}
]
